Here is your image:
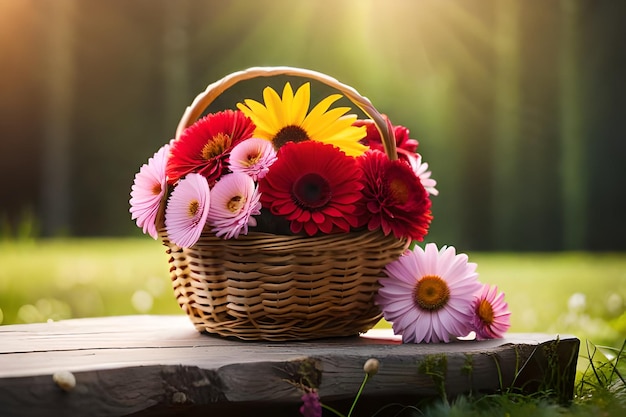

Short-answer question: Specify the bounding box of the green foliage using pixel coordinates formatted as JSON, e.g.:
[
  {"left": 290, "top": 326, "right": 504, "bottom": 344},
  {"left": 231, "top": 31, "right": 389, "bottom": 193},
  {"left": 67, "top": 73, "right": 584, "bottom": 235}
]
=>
[
  {"left": 575, "top": 340, "right": 626, "bottom": 411},
  {"left": 309, "top": 340, "right": 626, "bottom": 416},
  {"left": 418, "top": 354, "right": 449, "bottom": 403},
  {"left": 0, "top": 208, "right": 40, "bottom": 242}
]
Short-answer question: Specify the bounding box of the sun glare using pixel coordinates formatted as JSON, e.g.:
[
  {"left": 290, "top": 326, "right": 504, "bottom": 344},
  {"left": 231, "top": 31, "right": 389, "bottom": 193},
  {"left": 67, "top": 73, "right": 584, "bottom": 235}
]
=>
[{"left": 333, "top": 0, "right": 494, "bottom": 80}]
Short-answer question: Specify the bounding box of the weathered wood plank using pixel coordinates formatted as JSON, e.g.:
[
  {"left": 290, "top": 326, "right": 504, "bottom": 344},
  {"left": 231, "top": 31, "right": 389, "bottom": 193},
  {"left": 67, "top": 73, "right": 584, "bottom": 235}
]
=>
[{"left": 0, "top": 315, "right": 579, "bottom": 417}]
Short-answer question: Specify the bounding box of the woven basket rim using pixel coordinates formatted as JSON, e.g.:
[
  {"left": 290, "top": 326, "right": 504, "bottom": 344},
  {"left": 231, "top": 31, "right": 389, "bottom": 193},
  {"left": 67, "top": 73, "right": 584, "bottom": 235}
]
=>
[{"left": 160, "top": 227, "right": 406, "bottom": 246}]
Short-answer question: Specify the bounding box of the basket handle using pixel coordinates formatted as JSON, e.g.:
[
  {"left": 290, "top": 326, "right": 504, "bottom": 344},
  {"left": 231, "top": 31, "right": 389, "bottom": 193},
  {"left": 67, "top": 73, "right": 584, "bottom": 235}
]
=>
[{"left": 175, "top": 66, "right": 397, "bottom": 159}]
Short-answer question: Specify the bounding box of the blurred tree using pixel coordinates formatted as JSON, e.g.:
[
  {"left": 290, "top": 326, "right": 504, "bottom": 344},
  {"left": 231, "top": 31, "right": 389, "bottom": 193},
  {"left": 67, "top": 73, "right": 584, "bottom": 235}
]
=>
[
  {"left": 40, "top": 0, "right": 76, "bottom": 236},
  {"left": 492, "top": 0, "right": 521, "bottom": 249},
  {"left": 0, "top": 0, "right": 44, "bottom": 236},
  {"left": 162, "top": 0, "right": 190, "bottom": 134},
  {"left": 559, "top": 0, "right": 587, "bottom": 250},
  {"left": 581, "top": 0, "right": 626, "bottom": 250}
]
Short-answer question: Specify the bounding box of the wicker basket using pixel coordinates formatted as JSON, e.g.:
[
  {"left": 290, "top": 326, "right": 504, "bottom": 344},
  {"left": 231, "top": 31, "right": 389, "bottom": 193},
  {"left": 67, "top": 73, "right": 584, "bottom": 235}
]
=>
[{"left": 158, "top": 66, "right": 408, "bottom": 341}]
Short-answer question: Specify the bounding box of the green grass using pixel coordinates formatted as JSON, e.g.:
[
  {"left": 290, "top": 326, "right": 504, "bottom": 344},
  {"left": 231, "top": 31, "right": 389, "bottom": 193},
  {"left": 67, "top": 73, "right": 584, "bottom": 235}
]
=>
[
  {"left": 0, "top": 238, "right": 181, "bottom": 325},
  {"left": 0, "top": 239, "right": 625, "bottom": 415},
  {"left": 469, "top": 251, "right": 626, "bottom": 347}
]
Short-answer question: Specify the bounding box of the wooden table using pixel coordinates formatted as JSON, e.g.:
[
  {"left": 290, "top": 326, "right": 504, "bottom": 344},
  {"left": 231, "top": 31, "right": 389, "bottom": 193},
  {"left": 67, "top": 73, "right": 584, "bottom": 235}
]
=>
[{"left": 0, "top": 315, "right": 579, "bottom": 417}]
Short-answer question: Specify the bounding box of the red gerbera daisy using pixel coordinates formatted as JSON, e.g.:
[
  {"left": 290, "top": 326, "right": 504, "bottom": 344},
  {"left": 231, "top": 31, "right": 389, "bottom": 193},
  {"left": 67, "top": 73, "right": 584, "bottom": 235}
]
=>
[
  {"left": 357, "top": 150, "right": 432, "bottom": 241},
  {"left": 354, "top": 116, "right": 419, "bottom": 153},
  {"left": 259, "top": 141, "right": 362, "bottom": 236},
  {"left": 166, "top": 110, "right": 255, "bottom": 185}
]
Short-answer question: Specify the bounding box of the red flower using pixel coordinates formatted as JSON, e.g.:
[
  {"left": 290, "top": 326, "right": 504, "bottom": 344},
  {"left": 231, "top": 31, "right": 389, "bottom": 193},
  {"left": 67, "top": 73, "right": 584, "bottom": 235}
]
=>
[
  {"left": 166, "top": 110, "right": 255, "bottom": 185},
  {"left": 259, "top": 141, "right": 362, "bottom": 236},
  {"left": 354, "top": 116, "right": 419, "bottom": 154},
  {"left": 357, "top": 150, "right": 432, "bottom": 241}
]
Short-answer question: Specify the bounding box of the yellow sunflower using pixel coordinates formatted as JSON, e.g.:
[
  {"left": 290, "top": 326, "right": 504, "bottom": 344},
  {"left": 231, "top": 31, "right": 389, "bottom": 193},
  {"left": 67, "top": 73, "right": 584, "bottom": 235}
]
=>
[{"left": 236, "top": 82, "right": 368, "bottom": 156}]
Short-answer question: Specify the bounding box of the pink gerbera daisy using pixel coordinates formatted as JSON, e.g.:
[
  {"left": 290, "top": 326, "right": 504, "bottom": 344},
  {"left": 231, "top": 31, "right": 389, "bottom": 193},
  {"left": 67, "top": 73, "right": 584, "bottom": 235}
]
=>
[
  {"left": 357, "top": 150, "right": 432, "bottom": 242},
  {"left": 166, "top": 110, "right": 255, "bottom": 185},
  {"left": 258, "top": 141, "right": 363, "bottom": 236},
  {"left": 229, "top": 138, "right": 277, "bottom": 180},
  {"left": 207, "top": 173, "right": 262, "bottom": 239},
  {"left": 377, "top": 243, "right": 483, "bottom": 343},
  {"left": 129, "top": 142, "right": 170, "bottom": 239},
  {"left": 164, "top": 173, "right": 211, "bottom": 248},
  {"left": 471, "top": 284, "right": 511, "bottom": 340},
  {"left": 400, "top": 150, "right": 439, "bottom": 196}
]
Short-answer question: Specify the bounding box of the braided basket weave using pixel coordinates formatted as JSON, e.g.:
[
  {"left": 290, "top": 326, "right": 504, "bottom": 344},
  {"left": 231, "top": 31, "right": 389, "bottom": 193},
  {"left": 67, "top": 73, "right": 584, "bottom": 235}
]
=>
[{"left": 158, "top": 67, "right": 408, "bottom": 341}]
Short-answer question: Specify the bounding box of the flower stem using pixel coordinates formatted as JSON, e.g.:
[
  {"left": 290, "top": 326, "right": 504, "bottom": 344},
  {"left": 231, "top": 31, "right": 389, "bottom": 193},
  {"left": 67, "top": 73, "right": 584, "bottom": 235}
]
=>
[
  {"left": 347, "top": 374, "right": 370, "bottom": 417},
  {"left": 321, "top": 403, "right": 346, "bottom": 417}
]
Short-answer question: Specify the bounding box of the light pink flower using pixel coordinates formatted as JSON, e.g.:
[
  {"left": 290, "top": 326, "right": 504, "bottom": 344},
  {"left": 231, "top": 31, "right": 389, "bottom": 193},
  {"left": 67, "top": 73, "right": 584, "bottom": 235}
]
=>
[
  {"left": 164, "top": 173, "right": 210, "bottom": 247},
  {"left": 207, "top": 173, "right": 261, "bottom": 239},
  {"left": 129, "top": 143, "right": 170, "bottom": 239},
  {"left": 377, "top": 243, "right": 482, "bottom": 343},
  {"left": 229, "top": 138, "right": 277, "bottom": 180},
  {"left": 405, "top": 152, "right": 438, "bottom": 196},
  {"left": 471, "top": 284, "right": 511, "bottom": 340}
]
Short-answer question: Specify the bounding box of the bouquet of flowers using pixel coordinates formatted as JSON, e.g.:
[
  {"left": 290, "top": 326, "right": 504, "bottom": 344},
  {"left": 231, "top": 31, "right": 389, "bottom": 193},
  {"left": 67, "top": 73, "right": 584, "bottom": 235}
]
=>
[
  {"left": 130, "top": 81, "right": 435, "bottom": 246},
  {"left": 129, "top": 67, "right": 510, "bottom": 343}
]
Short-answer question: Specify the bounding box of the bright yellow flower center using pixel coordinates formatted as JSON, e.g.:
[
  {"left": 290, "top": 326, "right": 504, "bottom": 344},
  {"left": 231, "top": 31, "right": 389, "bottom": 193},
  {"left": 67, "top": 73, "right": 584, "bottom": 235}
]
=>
[
  {"left": 414, "top": 275, "right": 450, "bottom": 311},
  {"left": 201, "top": 133, "right": 231, "bottom": 160},
  {"left": 227, "top": 195, "right": 246, "bottom": 213},
  {"left": 243, "top": 152, "right": 261, "bottom": 167},
  {"left": 188, "top": 200, "right": 199, "bottom": 217},
  {"left": 477, "top": 299, "right": 494, "bottom": 325}
]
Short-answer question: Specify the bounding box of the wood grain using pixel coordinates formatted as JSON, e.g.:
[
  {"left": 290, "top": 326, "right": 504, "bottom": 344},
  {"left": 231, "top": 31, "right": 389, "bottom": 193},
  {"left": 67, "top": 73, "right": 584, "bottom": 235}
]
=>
[{"left": 0, "top": 315, "right": 579, "bottom": 417}]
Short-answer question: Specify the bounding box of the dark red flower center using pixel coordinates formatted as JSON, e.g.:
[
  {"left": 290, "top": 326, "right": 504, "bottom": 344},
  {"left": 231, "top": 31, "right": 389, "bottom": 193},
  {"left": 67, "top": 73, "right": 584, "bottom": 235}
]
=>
[
  {"left": 292, "top": 173, "right": 331, "bottom": 209},
  {"left": 389, "top": 177, "right": 410, "bottom": 204},
  {"left": 273, "top": 125, "right": 309, "bottom": 150}
]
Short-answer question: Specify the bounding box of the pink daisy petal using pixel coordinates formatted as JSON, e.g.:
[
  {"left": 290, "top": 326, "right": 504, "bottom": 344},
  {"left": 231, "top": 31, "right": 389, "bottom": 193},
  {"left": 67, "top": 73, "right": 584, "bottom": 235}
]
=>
[
  {"left": 404, "top": 152, "right": 439, "bottom": 196},
  {"left": 207, "top": 173, "right": 261, "bottom": 239},
  {"left": 409, "top": 317, "right": 430, "bottom": 343},
  {"left": 229, "top": 138, "right": 277, "bottom": 180},
  {"left": 471, "top": 284, "right": 511, "bottom": 340},
  {"left": 129, "top": 143, "right": 170, "bottom": 239},
  {"left": 377, "top": 243, "right": 483, "bottom": 343},
  {"left": 164, "top": 173, "right": 210, "bottom": 248}
]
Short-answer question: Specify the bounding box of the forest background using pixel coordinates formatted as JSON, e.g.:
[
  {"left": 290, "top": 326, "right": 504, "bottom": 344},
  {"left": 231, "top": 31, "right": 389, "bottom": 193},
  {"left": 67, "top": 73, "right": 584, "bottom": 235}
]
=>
[{"left": 1, "top": 0, "right": 625, "bottom": 252}]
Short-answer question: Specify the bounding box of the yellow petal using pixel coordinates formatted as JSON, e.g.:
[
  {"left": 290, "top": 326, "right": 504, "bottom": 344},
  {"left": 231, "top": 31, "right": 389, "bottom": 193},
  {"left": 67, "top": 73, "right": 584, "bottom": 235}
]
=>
[
  {"left": 290, "top": 83, "right": 311, "bottom": 125},
  {"left": 300, "top": 94, "right": 343, "bottom": 133},
  {"left": 304, "top": 109, "right": 353, "bottom": 140},
  {"left": 262, "top": 86, "right": 286, "bottom": 128},
  {"left": 237, "top": 100, "right": 277, "bottom": 135}
]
